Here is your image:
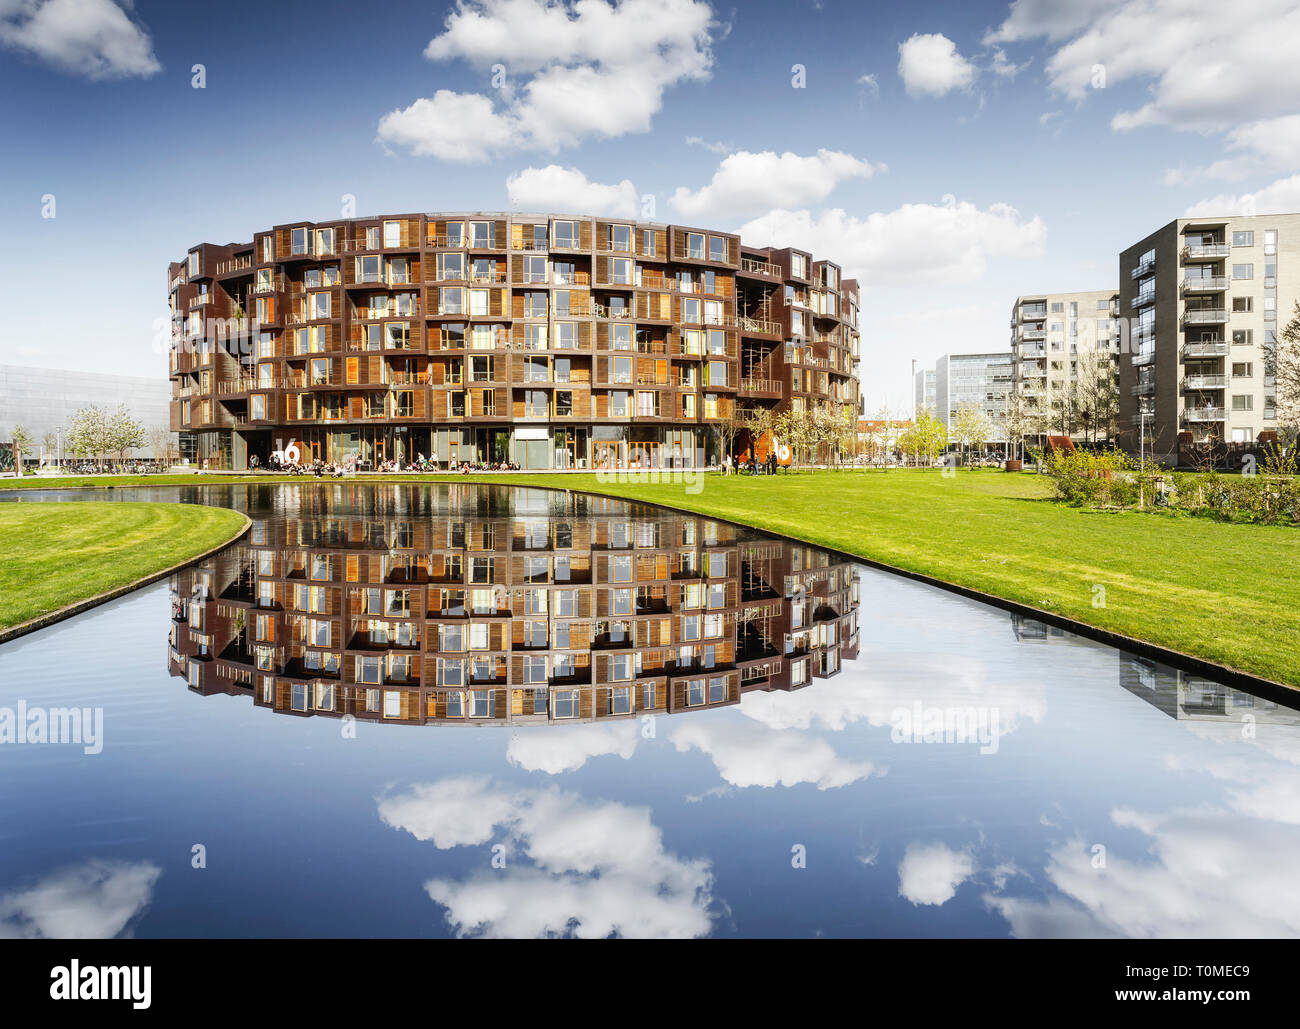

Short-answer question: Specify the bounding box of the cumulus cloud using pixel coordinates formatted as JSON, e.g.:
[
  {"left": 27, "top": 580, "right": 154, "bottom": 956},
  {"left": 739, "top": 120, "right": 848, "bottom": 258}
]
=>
[
  {"left": 989, "top": 0, "right": 1300, "bottom": 180},
  {"left": 897, "top": 33, "right": 977, "bottom": 98},
  {"left": 505, "top": 719, "right": 641, "bottom": 773},
  {"left": 1184, "top": 173, "right": 1300, "bottom": 219},
  {"left": 669, "top": 149, "right": 879, "bottom": 220},
  {"left": 0, "top": 0, "right": 160, "bottom": 79},
  {"left": 379, "top": 777, "right": 715, "bottom": 938},
  {"left": 506, "top": 165, "right": 639, "bottom": 219},
  {"left": 0, "top": 859, "right": 161, "bottom": 939},
  {"left": 740, "top": 198, "right": 1046, "bottom": 287},
  {"left": 898, "top": 841, "right": 976, "bottom": 906},
  {"left": 377, "top": 0, "right": 715, "bottom": 161},
  {"left": 669, "top": 718, "right": 881, "bottom": 790}
]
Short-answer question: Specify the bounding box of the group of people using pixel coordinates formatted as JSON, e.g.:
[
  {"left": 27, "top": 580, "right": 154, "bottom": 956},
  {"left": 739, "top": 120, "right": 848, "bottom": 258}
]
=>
[
  {"left": 249, "top": 451, "right": 523, "bottom": 475},
  {"left": 722, "top": 452, "right": 780, "bottom": 476}
]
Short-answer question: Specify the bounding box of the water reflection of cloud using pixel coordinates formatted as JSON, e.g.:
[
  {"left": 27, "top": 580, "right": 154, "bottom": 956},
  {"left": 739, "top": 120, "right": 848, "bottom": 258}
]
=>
[
  {"left": 505, "top": 722, "right": 640, "bottom": 774},
  {"left": 736, "top": 655, "right": 1047, "bottom": 742},
  {"left": 0, "top": 859, "right": 161, "bottom": 939},
  {"left": 378, "top": 776, "right": 715, "bottom": 938},
  {"left": 670, "top": 718, "right": 881, "bottom": 790},
  {"left": 898, "top": 842, "right": 976, "bottom": 906},
  {"left": 988, "top": 807, "right": 1300, "bottom": 938}
]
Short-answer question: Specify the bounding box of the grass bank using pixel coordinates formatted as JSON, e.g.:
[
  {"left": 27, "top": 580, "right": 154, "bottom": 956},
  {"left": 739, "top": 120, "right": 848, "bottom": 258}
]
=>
[
  {"left": 3, "top": 468, "right": 1294, "bottom": 686},
  {"left": 0, "top": 501, "right": 249, "bottom": 631}
]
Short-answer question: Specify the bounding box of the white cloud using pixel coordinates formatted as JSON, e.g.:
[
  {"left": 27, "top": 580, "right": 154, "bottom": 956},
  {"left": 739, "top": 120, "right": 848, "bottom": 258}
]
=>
[
  {"left": 1184, "top": 173, "right": 1300, "bottom": 219},
  {"left": 669, "top": 718, "right": 880, "bottom": 790},
  {"left": 992, "top": 0, "right": 1300, "bottom": 146},
  {"left": 377, "top": 0, "right": 715, "bottom": 161},
  {"left": 857, "top": 72, "right": 880, "bottom": 98},
  {"left": 685, "top": 135, "right": 732, "bottom": 154},
  {"left": 0, "top": 859, "right": 161, "bottom": 939},
  {"left": 985, "top": 0, "right": 1126, "bottom": 44},
  {"left": 506, "top": 165, "right": 639, "bottom": 219},
  {"left": 989, "top": 48, "right": 1029, "bottom": 79},
  {"left": 0, "top": 0, "right": 160, "bottom": 79},
  {"left": 670, "top": 149, "right": 879, "bottom": 220},
  {"left": 897, "top": 33, "right": 977, "bottom": 98},
  {"left": 739, "top": 199, "right": 1046, "bottom": 287},
  {"left": 898, "top": 841, "right": 976, "bottom": 906},
  {"left": 380, "top": 778, "right": 715, "bottom": 938},
  {"left": 505, "top": 719, "right": 641, "bottom": 773}
]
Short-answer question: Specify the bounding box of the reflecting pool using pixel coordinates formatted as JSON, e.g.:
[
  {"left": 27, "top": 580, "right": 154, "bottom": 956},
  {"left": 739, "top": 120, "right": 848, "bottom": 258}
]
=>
[{"left": 0, "top": 483, "right": 1297, "bottom": 938}]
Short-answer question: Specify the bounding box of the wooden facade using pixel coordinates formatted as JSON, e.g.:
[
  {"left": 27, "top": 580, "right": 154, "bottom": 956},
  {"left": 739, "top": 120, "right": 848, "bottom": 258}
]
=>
[{"left": 168, "top": 213, "right": 861, "bottom": 469}]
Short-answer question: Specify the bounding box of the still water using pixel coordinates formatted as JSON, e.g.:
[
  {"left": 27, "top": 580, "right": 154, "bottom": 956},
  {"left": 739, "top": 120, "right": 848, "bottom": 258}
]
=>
[{"left": 1, "top": 483, "right": 1297, "bottom": 938}]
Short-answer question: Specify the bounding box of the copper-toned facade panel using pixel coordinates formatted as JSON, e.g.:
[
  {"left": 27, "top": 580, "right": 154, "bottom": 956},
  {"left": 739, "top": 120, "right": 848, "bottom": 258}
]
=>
[{"left": 168, "top": 213, "right": 861, "bottom": 469}]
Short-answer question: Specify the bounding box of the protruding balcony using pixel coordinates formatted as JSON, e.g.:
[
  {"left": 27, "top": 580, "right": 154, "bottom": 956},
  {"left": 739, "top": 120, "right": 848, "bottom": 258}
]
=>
[
  {"left": 1182, "top": 276, "right": 1229, "bottom": 293},
  {"left": 1183, "top": 375, "right": 1227, "bottom": 390},
  {"left": 1184, "top": 341, "right": 1229, "bottom": 358},
  {"left": 1183, "top": 406, "right": 1226, "bottom": 421},
  {"left": 1182, "top": 309, "right": 1228, "bottom": 325},
  {"left": 1183, "top": 243, "right": 1230, "bottom": 261}
]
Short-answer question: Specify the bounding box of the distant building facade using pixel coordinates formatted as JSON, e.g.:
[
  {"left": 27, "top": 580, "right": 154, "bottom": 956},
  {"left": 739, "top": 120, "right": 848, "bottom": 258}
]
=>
[
  {"left": 913, "top": 367, "right": 936, "bottom": 417},
  {"left": 0, "top": 364, "right": 172, "bottom": 460},
  {"left": 933, "top": 352, "right": 1013, "bottom": 441}
]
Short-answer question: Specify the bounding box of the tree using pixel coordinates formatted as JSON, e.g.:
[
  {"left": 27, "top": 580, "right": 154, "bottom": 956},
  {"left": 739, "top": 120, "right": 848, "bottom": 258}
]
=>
[
  {"left": 1075, "top": 349, "right": 1120, "bottom": 443},
  {"left": 899, "top": 408, "right": 947, "bottom": 467},
  {"left": 998, "top": 392, "right": 1040, "bottom": 462},
  {"left": 740, "top": 405, "right": 777, "bottom": 464},
  {"left": 11, "top": 424, "right": 32, "bottom": 476},
  {"left": 41, "top": 430, "right": 58, "bottom": 466},
  {"left": 147, "top": 425, "right": 175, "bottom": 465},
  {"left": 951, "top": 405, "right": 990, "bottom": 466},
  {"left": 106, "top": 405, "right": 146, "bottom": 465},
  {"left": 774, "top": 406, "right": 817, "bottom": 469},
  {"left": 1276, "top": 299, "right": 1300, "bottom": 445},
  {"left": 709, "top": 408, "right": 745, "bottom": 467},
  {"left": 66, "top": 405, "right": 109, "bottom": 468}
]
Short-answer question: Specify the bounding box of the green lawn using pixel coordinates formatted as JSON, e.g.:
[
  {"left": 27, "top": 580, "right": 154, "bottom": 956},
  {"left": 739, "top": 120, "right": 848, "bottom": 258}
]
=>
[
  {"left": 2, "top": 468, "right": 1294, "bottom": 686},
  {"left": 0, "top": 501, "right": 249, "bottom": 631}
]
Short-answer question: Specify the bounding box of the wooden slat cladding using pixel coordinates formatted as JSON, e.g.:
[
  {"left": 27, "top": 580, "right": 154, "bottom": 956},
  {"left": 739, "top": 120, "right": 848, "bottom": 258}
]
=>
[{"left": 168, "top": 211, "right": 859, "bottom": 445}]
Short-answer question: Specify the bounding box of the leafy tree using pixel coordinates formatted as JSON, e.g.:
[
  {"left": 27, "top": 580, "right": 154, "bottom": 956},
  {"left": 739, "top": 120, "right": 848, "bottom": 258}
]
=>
[
  {"left": 11, "top": 423, "right": 32, "bottom": 476},
  {"left": 66, "top": 405, "right": 109, "bottom": 468},
  {"left": 106, "top": 405, "right": 146, "bottom": 464},
  {"left": 1276, "top": 299, "right": 1300, "bottom": 445}
]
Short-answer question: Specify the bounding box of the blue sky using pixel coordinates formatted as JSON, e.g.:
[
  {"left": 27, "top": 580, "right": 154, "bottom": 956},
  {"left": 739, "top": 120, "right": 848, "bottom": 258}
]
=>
[{"left": 2, "top": 0, "right": 1298, "bottom": 412}]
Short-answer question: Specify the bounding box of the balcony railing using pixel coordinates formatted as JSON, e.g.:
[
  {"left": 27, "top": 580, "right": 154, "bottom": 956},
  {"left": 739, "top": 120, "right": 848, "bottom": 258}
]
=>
[
  {"left": 1131, "top": 381, "right": 1155, "bottom": 396},
  {"left": 1132, "top": 350, "right": 1156, "bottom": 366},
  {"left": 739, "top": 377, "right": 781, "bottom": 394},
  {"left": 1183, "top": 341, "right": 1229, "bottom": 358},
  {"left": 1182, "top": 276, "right": 1229, "bottom": 292},
  {"left": 740, "top": 257, "right": 780, "bottom": 278},
  {"left": 1183, "top": 243, "right": 1230, "bottom": 260},
  {"left": 1129, "top": 258, "right": 1155, "bottom": 279},
  {"left": 1130, "top": 291, "right": 1156, "bottom": 309},
  {"left": 1183, "top": 309, "right": 1228, "bottom": 325},
  {"left": 1184, "top": 406, "right": 1226, "bottom": 421},
  {"left": 215, "top": 256, "right": 253, "bottom": 276},
  {"left": 1183, "top": 375, "right": 1228, "bottom": 390}
]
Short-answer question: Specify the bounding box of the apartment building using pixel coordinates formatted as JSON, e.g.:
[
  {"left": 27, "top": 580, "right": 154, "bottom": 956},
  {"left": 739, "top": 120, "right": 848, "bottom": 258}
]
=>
[
  {"left": 913, "top": 367, "right": 936, "bottom": 417},
  {"left": 168, "top": 212, "right": 861, "bottom": 469},
  {"left": 1009, "top": 289, "right": 1120, "bottom": 433},
  {"left": 1118, "top": 214, "right": 1298, "bottom": 464},
  {"left": 167, "top": 487, "right": 861, "bottom": 724},
  {"left": 933, "top": 352, "right": 1014, "bottom": 440}
]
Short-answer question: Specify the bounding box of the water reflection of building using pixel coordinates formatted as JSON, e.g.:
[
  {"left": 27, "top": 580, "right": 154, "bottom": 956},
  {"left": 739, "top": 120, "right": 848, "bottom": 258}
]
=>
[
  {"left": 1010, "top": 614, "right": 1068, "bottom": 643},
  {"left": 1118, "top": 654, "right": 1300, "bottom": 725},
  {"left": 166, "top": 486, "right": 860, "bottom": 725}
]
